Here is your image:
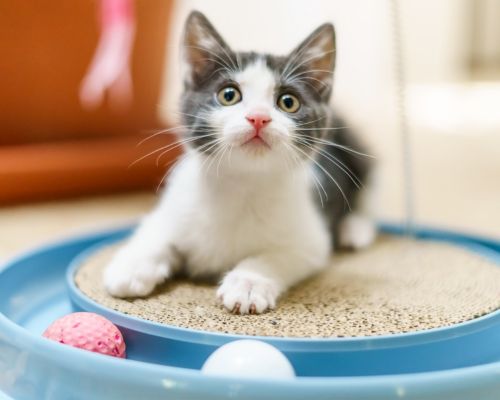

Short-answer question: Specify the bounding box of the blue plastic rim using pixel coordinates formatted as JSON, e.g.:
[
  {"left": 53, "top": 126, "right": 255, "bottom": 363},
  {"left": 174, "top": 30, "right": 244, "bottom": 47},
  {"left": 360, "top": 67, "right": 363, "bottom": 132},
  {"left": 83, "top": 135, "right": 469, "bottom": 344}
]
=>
[{"left": 1, "top": 224, "right": 499, "bottom": 400}]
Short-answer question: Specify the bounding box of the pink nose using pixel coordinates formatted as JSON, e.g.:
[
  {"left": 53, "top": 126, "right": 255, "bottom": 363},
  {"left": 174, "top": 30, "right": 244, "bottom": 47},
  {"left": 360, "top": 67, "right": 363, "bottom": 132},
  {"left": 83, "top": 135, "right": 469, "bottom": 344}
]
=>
[{"left": 246, "top": 114, "right": 272, "bottom": 132}]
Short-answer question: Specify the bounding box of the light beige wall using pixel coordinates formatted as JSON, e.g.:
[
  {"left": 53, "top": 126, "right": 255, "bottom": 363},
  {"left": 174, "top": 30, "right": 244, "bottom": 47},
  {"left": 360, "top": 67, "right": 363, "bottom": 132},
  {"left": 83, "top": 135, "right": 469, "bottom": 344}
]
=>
[{"left": 401, "top": 0, "right": 470, "bottom": 82}]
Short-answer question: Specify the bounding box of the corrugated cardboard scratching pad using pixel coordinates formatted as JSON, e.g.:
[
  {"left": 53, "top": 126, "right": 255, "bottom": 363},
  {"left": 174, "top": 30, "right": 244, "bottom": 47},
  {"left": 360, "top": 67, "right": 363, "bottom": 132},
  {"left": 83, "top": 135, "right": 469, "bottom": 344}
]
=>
[{"left": 75, "top": 237, "right": 500, "bottom": 338}]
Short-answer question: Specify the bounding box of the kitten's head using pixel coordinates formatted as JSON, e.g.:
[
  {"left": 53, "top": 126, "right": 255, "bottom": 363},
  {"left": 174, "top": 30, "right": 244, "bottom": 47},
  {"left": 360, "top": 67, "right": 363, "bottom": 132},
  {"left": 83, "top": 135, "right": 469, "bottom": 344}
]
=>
[{"left": 180, "top": 11, "right": 335, "bottom": 173}]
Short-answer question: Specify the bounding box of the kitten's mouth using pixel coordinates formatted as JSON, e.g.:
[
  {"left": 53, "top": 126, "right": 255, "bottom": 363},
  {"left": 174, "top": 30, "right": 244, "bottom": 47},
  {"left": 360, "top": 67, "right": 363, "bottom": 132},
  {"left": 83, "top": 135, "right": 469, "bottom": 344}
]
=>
[{"left": 241, "top": 132, "right": 271, "bottom": 149}]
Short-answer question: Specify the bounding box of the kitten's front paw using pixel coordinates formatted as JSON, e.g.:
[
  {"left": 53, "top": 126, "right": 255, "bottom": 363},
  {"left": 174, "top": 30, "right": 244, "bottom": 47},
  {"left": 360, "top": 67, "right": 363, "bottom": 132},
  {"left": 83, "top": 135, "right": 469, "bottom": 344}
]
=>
[
  {"left": 103, "top": 247, "right": 171, "bottom": 298},
  {"left": 217, "top": 270, "right": 279, "bottom": 315}
]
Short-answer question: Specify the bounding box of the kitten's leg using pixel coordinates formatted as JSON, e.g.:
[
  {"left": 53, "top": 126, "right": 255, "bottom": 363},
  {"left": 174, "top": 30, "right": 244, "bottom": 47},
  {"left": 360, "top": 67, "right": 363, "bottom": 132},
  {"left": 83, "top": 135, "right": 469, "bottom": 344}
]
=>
[
  {"left": 338, "top": 213, "right": 376, "bottom": 250},
  {"left": 217, "top": 252, "right": 326, "bottom": 315},
  {"left": 338, "top": 182, "right": 377, "bottom": 250},
  {"left": 103, "top": 211, "right": 180, "bottom": 298}
]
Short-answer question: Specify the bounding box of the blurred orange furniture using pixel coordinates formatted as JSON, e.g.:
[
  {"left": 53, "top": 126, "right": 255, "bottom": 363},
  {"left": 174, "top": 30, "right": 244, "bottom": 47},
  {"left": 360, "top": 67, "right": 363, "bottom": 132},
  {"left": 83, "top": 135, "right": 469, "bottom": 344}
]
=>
[{"left": 0, "top": 0, "right": 177, "bottom": 204}]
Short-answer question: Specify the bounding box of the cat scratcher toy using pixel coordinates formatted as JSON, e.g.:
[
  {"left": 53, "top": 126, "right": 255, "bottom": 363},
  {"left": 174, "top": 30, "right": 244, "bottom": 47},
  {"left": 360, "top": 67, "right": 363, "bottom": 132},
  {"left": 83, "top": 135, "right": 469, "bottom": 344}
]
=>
[
  {"left": 0, "top": 225, "right": 499, "bottom": 399},
  {"left": 1, "top": 2, "right": 500, "bottom": 400}
]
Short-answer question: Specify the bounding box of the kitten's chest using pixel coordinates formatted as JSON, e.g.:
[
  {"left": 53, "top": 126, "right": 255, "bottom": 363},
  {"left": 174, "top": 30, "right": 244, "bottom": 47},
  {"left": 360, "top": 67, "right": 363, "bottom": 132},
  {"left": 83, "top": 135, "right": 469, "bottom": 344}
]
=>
[{"left": 174, "top": 181, "right": 302, "bottom": 274}]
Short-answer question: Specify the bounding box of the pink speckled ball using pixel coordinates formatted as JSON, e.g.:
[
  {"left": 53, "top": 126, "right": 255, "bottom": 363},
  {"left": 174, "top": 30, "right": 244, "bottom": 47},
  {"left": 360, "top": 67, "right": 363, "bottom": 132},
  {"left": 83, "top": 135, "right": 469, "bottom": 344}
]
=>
[{"left": 43, "top": 312, "right": 126, "bottom": 358}]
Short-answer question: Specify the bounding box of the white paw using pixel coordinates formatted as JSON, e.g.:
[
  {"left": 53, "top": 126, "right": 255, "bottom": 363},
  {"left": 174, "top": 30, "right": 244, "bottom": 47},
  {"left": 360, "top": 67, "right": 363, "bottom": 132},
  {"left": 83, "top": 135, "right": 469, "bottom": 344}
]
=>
[
  {"left": 217, "top": 270, "right": 279, "bottom": 315},
  {"left": 338, "top": 214, "right": 376, "bottom": 250},
  {"left": 103, "top": 246, "right": 171, "bottom": 298}
]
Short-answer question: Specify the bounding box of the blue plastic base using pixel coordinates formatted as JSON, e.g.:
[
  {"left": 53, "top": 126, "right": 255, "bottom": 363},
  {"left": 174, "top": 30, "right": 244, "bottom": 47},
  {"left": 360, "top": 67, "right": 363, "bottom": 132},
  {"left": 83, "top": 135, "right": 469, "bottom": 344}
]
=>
[{"left": 0, "top": 225, "right": 499, "bottom": 400}]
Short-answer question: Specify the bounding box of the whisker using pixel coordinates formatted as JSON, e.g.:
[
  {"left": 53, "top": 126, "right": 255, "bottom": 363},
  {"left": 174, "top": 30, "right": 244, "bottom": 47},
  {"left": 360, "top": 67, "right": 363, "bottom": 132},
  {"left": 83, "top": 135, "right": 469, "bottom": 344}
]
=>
[
  {"left": 208, "top": 142, "right": 228, "bottom": 175},
  {"left": 154, "top": 137, "right": 206, "bottom": 166},
  {"left": 278, "top": 143, "right": 292, "bottom": 173},
  {"left": 283, "top": 142, "right": 326, "bottom": 206},
  {"left": 173, "top": 110, "right": 213, "bottom": 122},
  {"left": 130, "top": 133, "right": 217, "bottom": 168},
  {"left": 216, "top": 143, "right": 230, "bottom": 177},
  {"left": 156, "top": 154, "right": 187, "bottom": 194},
  {"left": 200, "top": 139, "right": 226, "bottom": 178},
  {"left": 228, "top": 143, "right": 234, "bottom": 166},
  {"left": 198, "top": 138, "right": 228, "bottom": 179},
  {"left": 299, "top": 136, "right": 375, "bottom": 158},
  {"left": 155, "top": 133, "right": 221, "bottom": 166},
  {"left": 197, "top": 137, "right": 225, "bottom": 154},
  {"left": 130, "top": 143, "right": 184, "bottom": 168},
  {"left": 310, "top": 170, "right": 327, "bottom": 207},
  {"left": 137, "top": 126, "right": 188, "bottom": 146},
  {"left": 295, "top": 116, "right": 326, "bottom": 127},
  {"left": 296, "top": 139, "right": 363, "bottom": 189},
  {"left": 288, "top": 141, "right": 350, "bottom": 209},
  {"left": 281, "top": 143, "right": 300, "bottom": 190},
  {"left": 138, "top": 123, "right": 219, "bottom": 146},
  {"left": 297, "top": 127, "right": 348, "bottom": 131}
]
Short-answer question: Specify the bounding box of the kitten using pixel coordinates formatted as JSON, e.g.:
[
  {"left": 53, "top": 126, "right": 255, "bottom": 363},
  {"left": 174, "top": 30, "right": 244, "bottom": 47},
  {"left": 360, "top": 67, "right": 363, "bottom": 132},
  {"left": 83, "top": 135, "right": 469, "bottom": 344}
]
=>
[{"left": 103, "top": 11, "right": 375, "bottom": 314}]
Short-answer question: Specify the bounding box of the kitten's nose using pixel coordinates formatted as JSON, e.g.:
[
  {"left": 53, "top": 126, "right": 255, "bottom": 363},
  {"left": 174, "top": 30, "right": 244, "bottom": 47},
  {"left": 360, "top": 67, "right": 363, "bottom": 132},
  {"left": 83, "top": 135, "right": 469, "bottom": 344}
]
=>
[{"left": 246, "top": 114, "right": 272, "bottom": 132}]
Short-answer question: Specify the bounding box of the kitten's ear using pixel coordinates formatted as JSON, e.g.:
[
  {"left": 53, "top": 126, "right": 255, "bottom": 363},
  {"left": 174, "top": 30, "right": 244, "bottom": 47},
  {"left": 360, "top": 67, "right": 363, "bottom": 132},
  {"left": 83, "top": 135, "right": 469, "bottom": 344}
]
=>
[
  {"left": 182, "top": 11, "right": 233, "bottom": 86},
  {"left": 285, "top": 23, "right": 336, "bottom": 100}
]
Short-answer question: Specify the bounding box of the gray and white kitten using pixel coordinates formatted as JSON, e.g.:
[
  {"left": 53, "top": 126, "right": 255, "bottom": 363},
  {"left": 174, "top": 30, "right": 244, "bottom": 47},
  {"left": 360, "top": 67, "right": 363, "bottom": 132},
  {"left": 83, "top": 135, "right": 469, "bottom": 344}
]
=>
[{"left": 104, "top": 11, "right": 375, "bottom": 314}]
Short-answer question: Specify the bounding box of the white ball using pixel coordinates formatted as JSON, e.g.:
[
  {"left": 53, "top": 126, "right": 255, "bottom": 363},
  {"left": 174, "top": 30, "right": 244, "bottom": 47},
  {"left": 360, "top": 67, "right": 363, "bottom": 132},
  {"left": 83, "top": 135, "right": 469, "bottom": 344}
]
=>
[{"left": 201, "top": 340, "right": 295, "bottom": 379}]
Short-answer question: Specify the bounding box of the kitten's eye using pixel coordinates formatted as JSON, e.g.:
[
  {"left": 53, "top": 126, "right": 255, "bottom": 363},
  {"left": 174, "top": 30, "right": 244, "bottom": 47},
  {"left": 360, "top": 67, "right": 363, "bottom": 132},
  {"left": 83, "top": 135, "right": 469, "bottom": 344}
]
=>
[
  {"left": 217, "top": 86, "right": 242, "bottom": 106},
  {"left": 277, "top": 94, "right": 300, "bottom": 113}
]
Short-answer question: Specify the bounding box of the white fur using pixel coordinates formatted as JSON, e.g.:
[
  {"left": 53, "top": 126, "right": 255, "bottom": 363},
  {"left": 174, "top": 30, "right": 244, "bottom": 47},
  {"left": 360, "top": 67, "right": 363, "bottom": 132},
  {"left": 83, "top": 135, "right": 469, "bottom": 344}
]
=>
[
  {"left": 104, "top": 60, "right": 332, "bottom": 314},
  {"left": 105, "top": 151, "right": 330, "bottom": 312},
  {"left": 338, "top": 213, "right": 376, "bottom": 250}
]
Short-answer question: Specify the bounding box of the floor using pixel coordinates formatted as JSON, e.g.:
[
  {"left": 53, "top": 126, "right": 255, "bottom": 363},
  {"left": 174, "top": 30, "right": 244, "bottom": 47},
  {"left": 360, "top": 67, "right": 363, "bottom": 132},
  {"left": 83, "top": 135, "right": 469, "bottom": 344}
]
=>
[{"left": 0, "top": 193, "right": 156, "bottom": 262}]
